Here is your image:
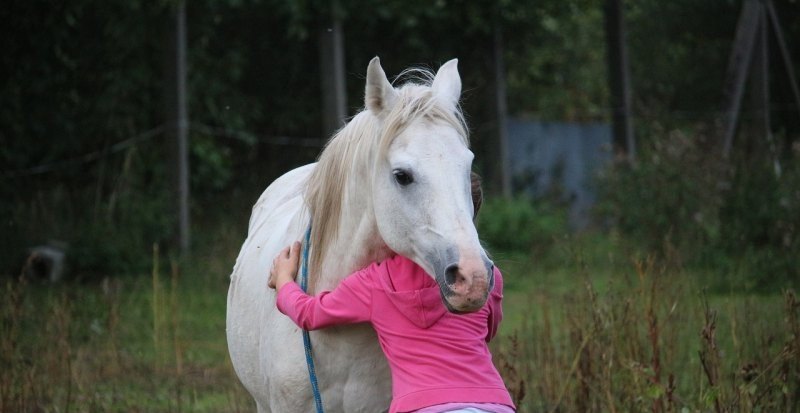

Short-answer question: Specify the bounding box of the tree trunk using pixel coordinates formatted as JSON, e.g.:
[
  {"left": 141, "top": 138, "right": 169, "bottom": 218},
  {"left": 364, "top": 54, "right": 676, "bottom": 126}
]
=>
[
  {"left": 319, "top": 3, "right": 347, "bottom": 139},
  {"left": 493, "top": 22, "right": 512, "bottom": 198},
  {"left": 603, "top": 0, "right": 636, "bottom": 161},
  {"left": 165, "top": 2, "right": 190, "bottom": 255}
]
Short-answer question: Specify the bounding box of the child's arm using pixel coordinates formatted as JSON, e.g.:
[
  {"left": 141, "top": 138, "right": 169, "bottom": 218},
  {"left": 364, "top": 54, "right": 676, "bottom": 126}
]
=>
[
  {"left": 269, "top": 243, "right": 373, "bottom": 330},
  {"left": 485, "top": 266, "right": 504, "bottom": 342}
]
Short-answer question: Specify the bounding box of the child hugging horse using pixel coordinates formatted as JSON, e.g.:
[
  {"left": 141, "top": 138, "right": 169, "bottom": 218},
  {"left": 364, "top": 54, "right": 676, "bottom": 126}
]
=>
[
  {"left": 228, "top": 57, "right": 504, "bottom": 412},
  {"left": 269, "top": 173, "right": 515, "bottom": 413}
]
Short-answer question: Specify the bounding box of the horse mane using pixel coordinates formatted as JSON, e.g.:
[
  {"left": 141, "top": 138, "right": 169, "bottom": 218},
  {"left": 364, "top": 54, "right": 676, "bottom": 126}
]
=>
[{"left": 304, "top": 69, "right": 469, "bottom": 290}]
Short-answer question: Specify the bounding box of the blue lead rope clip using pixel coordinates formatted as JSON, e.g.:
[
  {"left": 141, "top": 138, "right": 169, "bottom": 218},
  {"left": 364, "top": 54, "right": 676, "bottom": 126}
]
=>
[{"left": 300, "top": 225, "right": 324, "bottom": 413}]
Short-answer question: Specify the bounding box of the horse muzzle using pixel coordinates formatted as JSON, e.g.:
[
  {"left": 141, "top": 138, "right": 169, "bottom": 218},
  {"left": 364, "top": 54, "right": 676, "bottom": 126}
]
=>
[{"left": 438, "top": 257, "right": 494, "bottom": 313}]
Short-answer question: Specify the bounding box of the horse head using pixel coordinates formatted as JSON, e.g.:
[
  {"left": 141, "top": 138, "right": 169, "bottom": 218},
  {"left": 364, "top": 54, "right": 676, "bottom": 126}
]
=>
[{"left": 366, "top": 57, "right": 494, "bottom": 313}]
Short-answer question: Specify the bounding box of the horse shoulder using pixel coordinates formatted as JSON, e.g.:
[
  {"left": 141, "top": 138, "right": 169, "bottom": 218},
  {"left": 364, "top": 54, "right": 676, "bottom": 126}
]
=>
[{"left": 248, "top": 163, "right": 316, "bottom": 235}]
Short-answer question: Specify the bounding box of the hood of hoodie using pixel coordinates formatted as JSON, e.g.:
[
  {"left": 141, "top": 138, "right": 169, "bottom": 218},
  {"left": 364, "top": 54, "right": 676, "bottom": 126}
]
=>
[{"left": 378, "top": 255, "right": 448, "bottom": 329}]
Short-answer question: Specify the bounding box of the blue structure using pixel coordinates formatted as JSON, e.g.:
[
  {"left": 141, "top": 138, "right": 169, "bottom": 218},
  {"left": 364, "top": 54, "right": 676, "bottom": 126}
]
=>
[{"left": 506, "top": 118, "right": 612, "bottom": 230}]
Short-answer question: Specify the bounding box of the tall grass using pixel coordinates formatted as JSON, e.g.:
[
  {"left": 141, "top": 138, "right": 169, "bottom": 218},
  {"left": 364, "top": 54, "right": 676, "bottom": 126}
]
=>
[
  {"left": 2, "top": 224, "right": 797, "bottom": 412},
  {"left": 492, "top": 249, "right": 799, "bottom": 413},
  {"left": 0, "top": 240, "right": 252, "bottom": 412}
]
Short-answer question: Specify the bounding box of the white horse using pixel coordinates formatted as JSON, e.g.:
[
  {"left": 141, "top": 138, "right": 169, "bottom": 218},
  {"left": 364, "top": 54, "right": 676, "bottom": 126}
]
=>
[{"left": 226, "top": 57, "right": 494, "bottom": 412}]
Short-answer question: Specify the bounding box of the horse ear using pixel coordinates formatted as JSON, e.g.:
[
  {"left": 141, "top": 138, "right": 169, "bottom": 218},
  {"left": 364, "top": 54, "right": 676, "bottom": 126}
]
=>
[
  {"left": 432, "top": 59, "right": 461, "bottom": 108},
  {"left": 365, "top": 57, "right": 399, "bottom": 117}
]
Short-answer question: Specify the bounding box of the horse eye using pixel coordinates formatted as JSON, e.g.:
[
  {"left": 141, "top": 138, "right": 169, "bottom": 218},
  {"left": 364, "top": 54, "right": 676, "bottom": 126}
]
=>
[{"left": 393, "top": 169, "right": 414, "bottom": 186}]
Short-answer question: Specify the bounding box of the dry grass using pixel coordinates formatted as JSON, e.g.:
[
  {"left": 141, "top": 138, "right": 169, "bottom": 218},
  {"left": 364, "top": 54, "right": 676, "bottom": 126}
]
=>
[
  {"left": 1, "top": 242, "right": 253, "bottom": 413},
  {"left": 492, "top": 253, "right": 799, "bottom": 413},
  {"left": 2, "top": 230, "right": 797, "bottom": 412}
]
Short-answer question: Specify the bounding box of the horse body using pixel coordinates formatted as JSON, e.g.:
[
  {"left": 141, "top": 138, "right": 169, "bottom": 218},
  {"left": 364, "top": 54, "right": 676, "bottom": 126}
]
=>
[
  {"left": 226, "top": 163, "right": 392, "bottom": 412},
  {"left": 227, "top": 58, "right": 492, "bottom": 412}
]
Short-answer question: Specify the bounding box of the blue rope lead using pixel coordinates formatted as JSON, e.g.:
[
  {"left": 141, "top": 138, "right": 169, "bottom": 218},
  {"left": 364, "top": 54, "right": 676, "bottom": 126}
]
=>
[{"left": 300, "top": 225, "right": 324, "bottom": 413}]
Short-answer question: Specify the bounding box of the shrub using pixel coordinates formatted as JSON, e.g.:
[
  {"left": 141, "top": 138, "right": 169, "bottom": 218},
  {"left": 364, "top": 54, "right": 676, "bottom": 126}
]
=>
[
  {"left": 596, "top": 128, "right": 725, "bottom": 256},
  {"left": 597, "top": 127, "right": 800, "bottom": 290},
  {"left": 477, "top": 197, "right": 567, "bottom": 255},
  {"left": 716, "top": 143, "right": 800, "bottom": 289}
]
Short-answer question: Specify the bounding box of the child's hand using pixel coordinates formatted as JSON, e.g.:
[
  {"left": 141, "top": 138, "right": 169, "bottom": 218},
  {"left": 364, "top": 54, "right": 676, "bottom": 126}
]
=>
[{"left": 268, "top": 241, "right": 302, "bottom": 291}]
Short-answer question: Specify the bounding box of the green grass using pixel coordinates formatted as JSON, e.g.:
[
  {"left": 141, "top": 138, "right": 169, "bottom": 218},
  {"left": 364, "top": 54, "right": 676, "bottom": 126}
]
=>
[
  {"left": 1, "top": 229, "right": 254, "bottom": 412},
  {"left": 490, "top": 234, "right": 799, "bottom": 413},
  {"left": 2, "top": 229, "right": 798, "bottom": 412}
]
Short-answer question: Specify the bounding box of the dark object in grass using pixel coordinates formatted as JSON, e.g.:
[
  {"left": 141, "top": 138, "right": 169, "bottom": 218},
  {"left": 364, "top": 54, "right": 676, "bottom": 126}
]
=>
[{"left": 23, "top": 241, "right": 67, "bottom": 282}]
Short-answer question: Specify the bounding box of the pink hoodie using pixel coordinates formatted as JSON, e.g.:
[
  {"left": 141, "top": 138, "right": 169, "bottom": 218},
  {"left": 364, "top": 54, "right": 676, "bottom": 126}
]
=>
[{"left": 276, "top": 254, "right": 515, "bottom": 413}]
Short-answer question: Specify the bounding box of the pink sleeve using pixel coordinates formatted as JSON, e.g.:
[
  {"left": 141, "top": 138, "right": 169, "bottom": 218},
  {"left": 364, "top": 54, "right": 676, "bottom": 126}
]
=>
[
  {"left": 276, "top": 268, "right": 374, "bottom": 330},
  {"left": 486, "top": 267, "right": 504, "bottom": 342}
]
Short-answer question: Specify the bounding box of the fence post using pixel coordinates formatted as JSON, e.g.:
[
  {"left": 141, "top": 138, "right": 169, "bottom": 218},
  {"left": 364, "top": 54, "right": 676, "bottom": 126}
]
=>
[
  {"left": 493, "top": 20, "right": 512, "bottom": 199},
  {"left": 319, "top": 1, "right": 347, "bottom": 139},
  {"left": 167, "top": 2, "right": 190, "bottom": 255},
  {"left": 603, "top": 0, "right": 636, "bottom": 161}
]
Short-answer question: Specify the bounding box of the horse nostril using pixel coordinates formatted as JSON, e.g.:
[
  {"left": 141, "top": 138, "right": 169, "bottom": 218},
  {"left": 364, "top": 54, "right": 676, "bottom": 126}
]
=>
[{"left": 445, "top": 264, "right": 461, "bottom": 286}]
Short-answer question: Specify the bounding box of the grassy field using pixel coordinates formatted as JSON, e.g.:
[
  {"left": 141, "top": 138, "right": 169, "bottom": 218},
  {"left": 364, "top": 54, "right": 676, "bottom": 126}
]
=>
[
  {"left": 490, "top": 234, "right": 799, "bottom": 412},
  {"left": 1, "top": 244, "right": 251, "bottom": 411},
  {"left": 2, "top": 230, "right": 797, "bottom": 412}
]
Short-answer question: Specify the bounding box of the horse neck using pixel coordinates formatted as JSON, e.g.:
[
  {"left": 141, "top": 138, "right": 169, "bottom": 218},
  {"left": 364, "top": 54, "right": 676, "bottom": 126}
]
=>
[{"left": 313, "top": 159, "right": 392, "bottom": 292}]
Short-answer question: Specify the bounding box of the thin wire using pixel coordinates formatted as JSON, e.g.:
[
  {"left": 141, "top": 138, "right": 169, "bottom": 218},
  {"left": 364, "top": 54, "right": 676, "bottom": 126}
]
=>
[
  {"left": 2, "top": 125, "right": 166, "bottom": 178},
  {"left": 6, "top": 104, "right": 797, "bottom": 179},
  {"left": 191, "top": 123, "right": 324, "bottom": 148},
  {"left": 2, "top": 123, "right": 327, "bottom": 179}
]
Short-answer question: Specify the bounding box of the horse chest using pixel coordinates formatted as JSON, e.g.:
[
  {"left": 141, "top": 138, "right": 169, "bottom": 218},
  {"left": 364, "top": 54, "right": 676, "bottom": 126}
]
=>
[{"left": 312, "top": 324, "right": 391, "bottom": 411}]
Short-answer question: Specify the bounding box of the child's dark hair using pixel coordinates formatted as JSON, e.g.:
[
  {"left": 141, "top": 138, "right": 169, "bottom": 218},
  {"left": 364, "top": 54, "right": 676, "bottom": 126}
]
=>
[{"left": 471, "top": 172, "right": 483, "bottom": 219}]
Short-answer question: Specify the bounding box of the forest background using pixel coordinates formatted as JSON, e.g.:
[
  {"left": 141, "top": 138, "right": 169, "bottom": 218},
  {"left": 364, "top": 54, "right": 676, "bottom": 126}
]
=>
[{"left": 2, "top": 0, "right": 799, "bottom": 411}]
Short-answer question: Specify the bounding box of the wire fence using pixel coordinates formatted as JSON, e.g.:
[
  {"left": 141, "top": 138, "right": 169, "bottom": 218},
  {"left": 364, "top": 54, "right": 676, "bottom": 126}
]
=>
[
  {"left": 3, "top": 104, "right": 797, "bottom": 180},
  {"left": 1, "top": 122, "right": 326, "bottom": 180},
  {"left": 3, "top": 125, "right": 168, "bottom": 179}
]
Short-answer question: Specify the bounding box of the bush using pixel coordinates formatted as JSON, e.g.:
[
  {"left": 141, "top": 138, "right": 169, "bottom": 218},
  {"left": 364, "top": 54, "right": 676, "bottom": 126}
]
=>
[
  {"left": 477, "top": 197, "right": 567, "bottom": 255},
  {"left": 716, "top": 143, "right": 800, "bottom": 289},
  {"left": 69, "top": 189, "right": 172, "bottom": 277},
  {"left": 597, "top": 128, "right": 725, "bottom": 255},
  {"left": 597, "top": 128, "right": 800, "bottom": 291}
]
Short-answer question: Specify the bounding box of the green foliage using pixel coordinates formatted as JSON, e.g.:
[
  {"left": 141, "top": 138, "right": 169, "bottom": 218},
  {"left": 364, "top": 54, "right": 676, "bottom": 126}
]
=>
[
  {"left": 190, "top": 135, "right": 234, "bottom": 192},
  {"left": 70, "top": 193, "right": 173, "bottom": 277},
  {"left": 0, "top": 0, "right": 278, "bottom": 276},
  {"left": 716, "top": 144, "right": 800, "bottom": 289},
  {"left": 477, "top": 197, "right": 567, "bottom": 255},
  {"left": 504, "top": 0, "right": 609, "bottom": 120},
  {"left": 2, "top": 0, "right": 799, "bottom": 279},
  {"left": 627, "top": 0, "right": 739, "bottom": 118},
  {"left": 1, "top": 147, "right": 173, "bottom": 278},
  {"left": 597, "top": 128, "right": 800, "bottom": 291},
  {"left": 597, "top": 128, "right": 725, "bottom": 254}
]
